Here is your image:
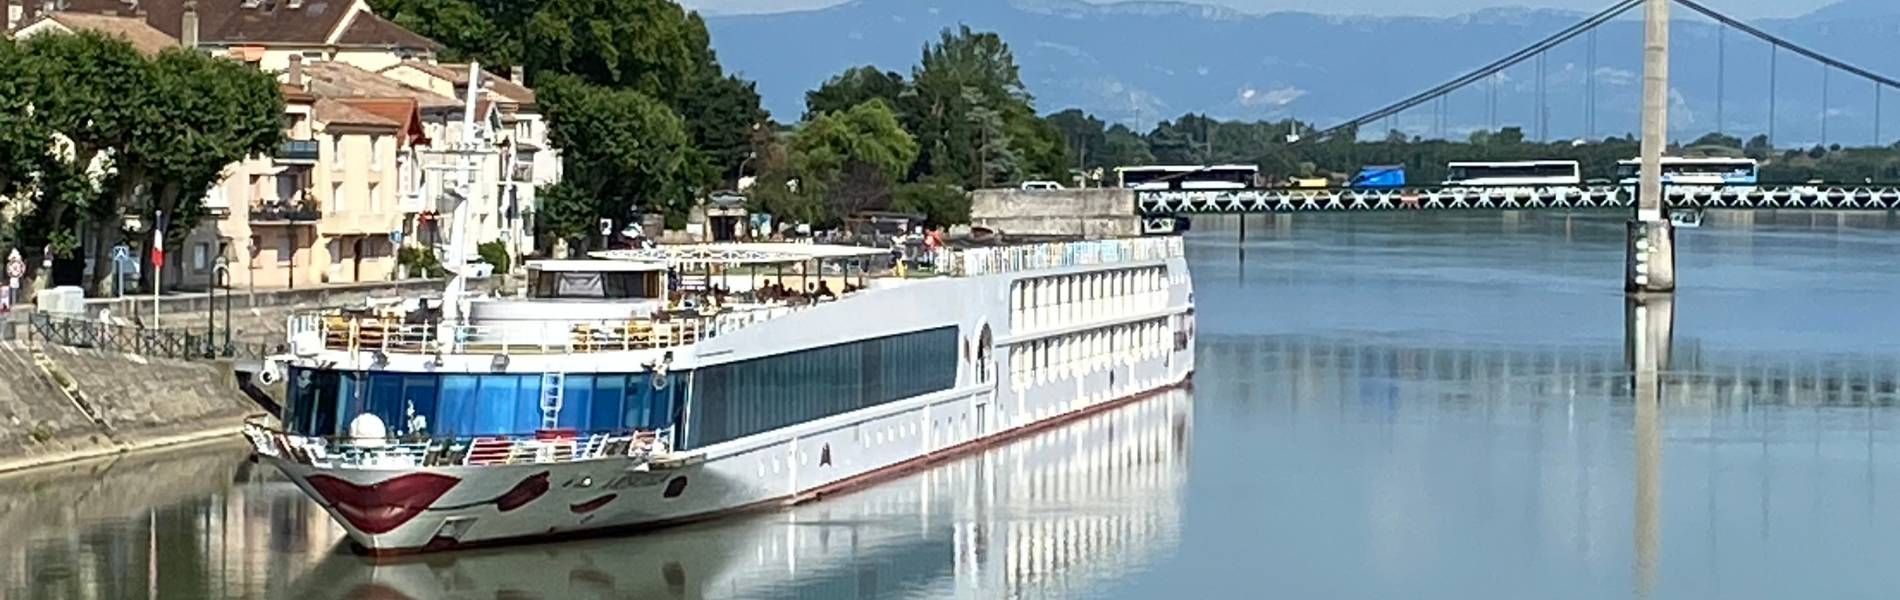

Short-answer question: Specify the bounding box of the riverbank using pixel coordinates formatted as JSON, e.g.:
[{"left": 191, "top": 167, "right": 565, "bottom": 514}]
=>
[{"left": 0, "top": 342, "right": 262, "bottom": 474}]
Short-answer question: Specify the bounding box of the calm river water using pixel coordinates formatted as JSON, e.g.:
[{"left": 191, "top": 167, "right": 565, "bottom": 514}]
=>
[{"left": 8, "top": 211, "right": 1900, "bottom": 599}]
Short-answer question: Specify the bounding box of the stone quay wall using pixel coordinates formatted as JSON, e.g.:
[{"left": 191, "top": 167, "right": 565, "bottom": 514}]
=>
[{"left": 0, "top": 342, "right": 261, "bottom": 473}]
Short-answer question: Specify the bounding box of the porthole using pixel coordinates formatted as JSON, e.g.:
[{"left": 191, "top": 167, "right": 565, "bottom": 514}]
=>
[{"left": 662, "top": 476, "right": 689, "bottom": 498}]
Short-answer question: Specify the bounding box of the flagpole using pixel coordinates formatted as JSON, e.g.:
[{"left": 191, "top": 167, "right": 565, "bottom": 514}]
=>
[{"left": 153, "top": 210, "right": 163, "bottom": 326}]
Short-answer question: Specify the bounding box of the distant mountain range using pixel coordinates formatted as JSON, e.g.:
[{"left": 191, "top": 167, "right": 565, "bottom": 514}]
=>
[{"left": 705, "top": 0, "right": 1900, "bottom": 146}]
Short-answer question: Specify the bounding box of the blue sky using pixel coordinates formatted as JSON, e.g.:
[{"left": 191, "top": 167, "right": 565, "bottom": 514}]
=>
[{"left": 680, "top": 0, "right": 1836, "bottom": 19}]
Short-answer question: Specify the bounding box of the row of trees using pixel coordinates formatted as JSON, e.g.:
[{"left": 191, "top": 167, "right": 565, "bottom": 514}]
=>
[
  {"left": 750, "top": 26, "right": 1068, "bottom": 228},
  {"left": 0, "top": 33, "right": 283, "bottom": 294},
  {"left": 1048, "top": 108, "right": 1900, "bottom": 185}
]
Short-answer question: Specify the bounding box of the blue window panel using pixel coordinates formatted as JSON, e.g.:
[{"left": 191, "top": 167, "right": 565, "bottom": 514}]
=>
[
  {"left": 559, "top": 375, "right": 595, "bottom": 431},
  {"left": 591, "top": 375, "right": 627, "bottom": 431},
  {"left": 512, "top": 375, "right": 543, "bottom": 432},
  {"left": 366, "top": 373, "right": 406, "bottom": 434},
  {"left": 437, "top": 375, "right": 480, "bottom": 436},
  {"left": 474, "top": 375, "right": 523, "bottom": 435}
]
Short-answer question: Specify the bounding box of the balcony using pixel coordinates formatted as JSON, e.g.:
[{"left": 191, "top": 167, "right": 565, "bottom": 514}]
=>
[
  {"left": 511, "top": 163, "right": 534, "bottom": 182},
  {"left": 250, "top": 196, "right": 321, "bottom": 225},
  {"left": 275, "top": 139, "right": 319, "bottom": 164}
]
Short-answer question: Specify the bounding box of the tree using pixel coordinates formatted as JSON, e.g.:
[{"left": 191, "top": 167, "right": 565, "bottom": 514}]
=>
[
  {"left": 788, "top": 99, "right": 919, "bottom": 222},
  {"left": 522, "top": 0, "right": 705, "bottom": 103},
  {"left": 1045, "top": 109, "right": 1106, "bottom": 169},
  {"left": 1098, "top": 124, "right": 1154, "bottom": 169},
  {"left": 16, "top": 31, "right": 151, "bottom": 265},
  {"left": 126, "top": 48, "right": 284, "bottom": 291},
  {"left": 805, "top": 66, "right": 906, "bottom": 121},
  {"left": 1743, "top": 134, "right": 1773, "bottom": 159},
  {"left": 0, "top": 38, "right": 47, "bottom": 204},
  {"left": 892, "top": 179, "right": 969, "bottom": 226},
  {"left": 1691, "top": 132, "right": 1743, "bottom": 149},
  {"left": 905, "top": 26, "right": 1060, "bottom": 186},
  {"left": 680, "top": 72, "right": 767, "bottom": 186},
  {"left": 538, "top": 77, "right": 695, "bottom": 243},
  {"left": 371, "top": 0, "right": 517, "bottom": 66}
]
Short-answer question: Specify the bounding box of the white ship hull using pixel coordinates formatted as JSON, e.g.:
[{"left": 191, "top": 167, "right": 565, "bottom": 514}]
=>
[
  {"left": 256, "top": 239, "right": 1195, "bottom": 554},
  {"left": 284, "top": 389, "right": 1192, "bottom": 599}
]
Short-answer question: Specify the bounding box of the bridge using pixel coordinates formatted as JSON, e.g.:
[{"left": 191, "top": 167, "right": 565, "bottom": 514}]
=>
[
  {"left": 1129, "top": 0, "right": 1900, "bottom": 294},
  {"left": 1137, "top": 184, "right": 1900, "bottom": 215}
]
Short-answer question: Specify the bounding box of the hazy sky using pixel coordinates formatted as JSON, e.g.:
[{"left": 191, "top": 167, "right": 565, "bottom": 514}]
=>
[{"left": 680, "top": 0, "right": 1837, "bottom": 19}]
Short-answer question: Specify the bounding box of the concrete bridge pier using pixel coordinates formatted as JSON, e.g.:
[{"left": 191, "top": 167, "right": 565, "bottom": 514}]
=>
[
  {"left": 1626, "top": 219, "right": 1677, "bottom": 294},
  {"left": 1625, "top": 292, "right": 1672, "bottom": 600}
]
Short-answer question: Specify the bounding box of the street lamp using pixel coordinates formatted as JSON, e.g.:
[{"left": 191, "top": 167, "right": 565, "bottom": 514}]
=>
[{"left": 737, "top": 151, "right": 758, "bottom": 185}]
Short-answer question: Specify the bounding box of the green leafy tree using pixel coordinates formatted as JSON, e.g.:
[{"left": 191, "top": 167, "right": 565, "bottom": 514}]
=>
[
  {"left": 805, "top": 66, "right": 907, "bottom": 121},
  {"left": 537, "top": 77, "right": 694, "bottom": 246},
  {"left": 1099, "top": 124, "right": 1155, "bottom": 169},
  {"left": 1045, "top": 109, "right": 1106, "bottom": 170},
  {"left": 904, "top": 26, "right": 1062, "bottom": 187},
  {"left": 682, "top": 72, "right": 767, "bottom": 185},
  {"left": 789, "top": 99, "right": 920, "bottom": 221},
  {"left": 891, "top": 179, "right": 969, "bottom": 226},
  {"left": 16, "top": 31, "right": 150, "bottom": 264},
  {"left": 126, "top": 48, "right": 284, "bottom": 291},
  {"left": 522, "top": 0, "right": 704, "bottom": 102},
  {"left": 371, "top": 0, "right": 517, "bottom": 65}
]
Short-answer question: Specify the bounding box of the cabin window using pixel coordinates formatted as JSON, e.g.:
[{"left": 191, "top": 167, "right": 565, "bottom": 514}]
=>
[
  {"left": 530, "top": 271, "right": 656, "bottom": 299},
  {"left": 284, "top": 367, "right": 685, "bottom": 438},
  {"left": 682, "top": 326, "right": 959, "bottom": 450}
]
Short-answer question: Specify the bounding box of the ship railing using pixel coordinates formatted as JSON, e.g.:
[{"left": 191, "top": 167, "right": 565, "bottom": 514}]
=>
[
  {"left": 290, "top": 314, "right": 719, "bottom": 355},
  {"left": 243, "top": 418, "right": 677, "bottom": 469},
  {"left": 935, "top": 236, "right": 1185, "bottom": 277}
]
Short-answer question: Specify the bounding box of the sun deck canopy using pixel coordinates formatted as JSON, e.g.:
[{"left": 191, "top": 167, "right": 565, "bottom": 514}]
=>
[{"left": 589, "top": 243, "right": 890, "bottom": 266}]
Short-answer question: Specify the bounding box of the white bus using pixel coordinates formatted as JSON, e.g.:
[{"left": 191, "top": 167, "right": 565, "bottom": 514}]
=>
[
  {"left": 1615, "top": 157, "right": 1758, "bottom": 186},
  {"left": 1116, "top": 165, "right": 1259, "bottom": 190},
  {"left": 1443, "top": 161, "right": 1582, "bottom": 187}
]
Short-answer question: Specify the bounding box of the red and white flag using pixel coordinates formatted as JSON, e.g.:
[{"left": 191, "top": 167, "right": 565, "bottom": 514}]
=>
[{"left": 151, "top": 211, "right": 166, "bottom": 268}]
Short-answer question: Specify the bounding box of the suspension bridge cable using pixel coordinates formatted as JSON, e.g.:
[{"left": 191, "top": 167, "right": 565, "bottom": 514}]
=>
[
  {"left": 1308, "top": 0, "right": 1900, "bottom": 145},
  {"left": 1671, "top": 0, "right": 1900, "bottom": 89},
  {"left": 1304, "top": 0, "right": 1643, "bottom": 143}
]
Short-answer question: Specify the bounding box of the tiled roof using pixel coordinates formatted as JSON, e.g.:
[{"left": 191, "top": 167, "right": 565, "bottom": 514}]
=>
[
  {"left": 301, "top": 61, "right": 460, "bottom": 110},
  {"left": 333, "top": 11, "right": 442, "bottom": 50},
  {"left": 338, "top": 98, "right": 429, "bottom": 144},
  {"left": 314, "top": 98, "right": 399, "bottom": 128},
  {"left": 32, "top": 0, "right": 438, "bottom": 50},
  {"left": 387, "top": 61, "right": 535, "bottom": 105},
  {"left": 32, "top": 12, "right": 178, "bottom": 55}
]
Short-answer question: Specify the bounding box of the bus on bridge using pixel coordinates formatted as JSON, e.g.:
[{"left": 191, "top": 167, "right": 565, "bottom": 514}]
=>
[
  {"left": 1442, "top": 161, "right": 1582, "bottom": 187},
  {"left": 1615, "top": 157, "right": 1758, "bottom": 187},
  {"left": 1117, "top": 165, "right": 1258, "bottom": 190}
]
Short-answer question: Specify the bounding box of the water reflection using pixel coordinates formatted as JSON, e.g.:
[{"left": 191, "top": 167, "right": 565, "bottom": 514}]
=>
[
  {"left": 0, "top": 441, "right": 343, "bottom": 600},
  {"left": 1174, "top": 212, "right": 1900, "bottom": 599}
]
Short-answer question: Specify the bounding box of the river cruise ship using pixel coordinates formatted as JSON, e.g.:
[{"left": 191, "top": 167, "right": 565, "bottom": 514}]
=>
[{"left": 244, "top": 236, "right": 1195, "bottom": 555}]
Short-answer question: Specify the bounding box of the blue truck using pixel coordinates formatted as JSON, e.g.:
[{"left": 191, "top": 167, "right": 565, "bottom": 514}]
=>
[{"left": 1349, "top": 165, "right": 1407, "bottom": 189}]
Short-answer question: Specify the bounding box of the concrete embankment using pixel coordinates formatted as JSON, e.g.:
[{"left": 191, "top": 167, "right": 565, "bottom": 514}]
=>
[
  {"left": 0, "top": 342, "right": 262, "bottom": 474},
  {"left": 970, "top": 188, "right": 1143, "bottom": 237}
]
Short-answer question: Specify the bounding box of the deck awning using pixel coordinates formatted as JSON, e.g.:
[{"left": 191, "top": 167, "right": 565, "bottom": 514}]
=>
[{"left": 589, "top": 243, "right": 890, "bottom": 266}]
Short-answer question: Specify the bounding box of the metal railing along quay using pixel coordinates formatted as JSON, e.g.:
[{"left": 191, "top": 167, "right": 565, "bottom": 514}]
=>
[{"left": 29, "top": 313, "right": 274, "bottom": 360}]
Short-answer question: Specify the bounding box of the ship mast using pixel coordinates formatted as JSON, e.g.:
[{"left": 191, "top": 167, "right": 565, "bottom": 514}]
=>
[{"left": 439, "top": 62, "right": 485, "bottom": 332}]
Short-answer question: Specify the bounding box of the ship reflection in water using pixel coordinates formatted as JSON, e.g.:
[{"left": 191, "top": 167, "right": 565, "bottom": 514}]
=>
[{"left": 0, "top": 389, "right": 1191, "bottom": 600}]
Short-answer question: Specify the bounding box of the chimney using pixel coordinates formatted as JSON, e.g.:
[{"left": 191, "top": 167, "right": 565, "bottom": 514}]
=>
[
  {"left": 181, "top": 0, "right": 198, "bottom": 49},
  {"left": 510, "top": 66, "right": 524, "bottom": 85},
  {"left": 287, "top": 54, "right": 303, "bottom": 89}
]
